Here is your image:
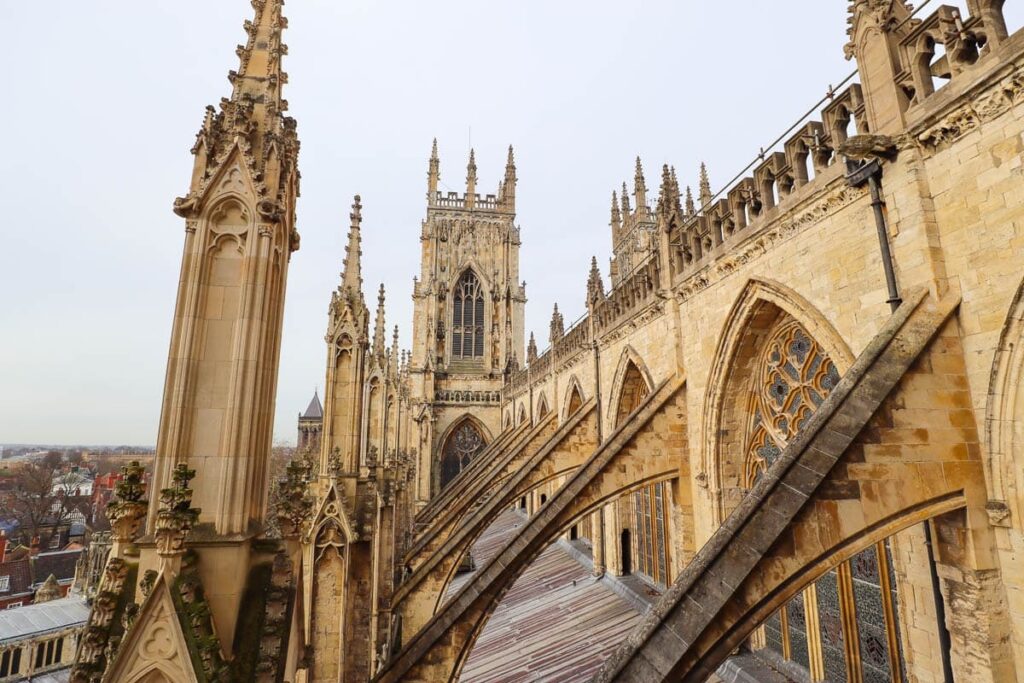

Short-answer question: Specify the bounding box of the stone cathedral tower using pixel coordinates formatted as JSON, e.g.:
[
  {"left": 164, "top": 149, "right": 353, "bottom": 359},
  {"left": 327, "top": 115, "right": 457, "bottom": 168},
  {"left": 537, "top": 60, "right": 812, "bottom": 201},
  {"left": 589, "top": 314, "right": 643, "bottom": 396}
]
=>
[{"left": 409, "top": 142, "right": 525, "bottom": 503}]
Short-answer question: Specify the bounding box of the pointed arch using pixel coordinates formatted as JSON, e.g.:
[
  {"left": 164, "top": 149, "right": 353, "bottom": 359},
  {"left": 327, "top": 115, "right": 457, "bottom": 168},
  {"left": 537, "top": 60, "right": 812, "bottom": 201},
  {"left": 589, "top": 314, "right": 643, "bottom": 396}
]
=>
[
  {"left": 438, "top": 415, "right": 492, "bottom": 490},
  {"left": 562, "top": 375, "right": 586, "bottom": 421},
  {"left": 607, "top": 346, "right": 655, "bottom": 430},
  {"left": 517, "top": 403, "right": 527, "bottom": 425},
  {"left": 702, "top": 277, "right": 854, "bottom": 524},
  {"left": 985, "top": 276, "right": 1024, "bottom": 525},
  {"left": 535, "top": 392, "right": 550, "bottom": 419}
]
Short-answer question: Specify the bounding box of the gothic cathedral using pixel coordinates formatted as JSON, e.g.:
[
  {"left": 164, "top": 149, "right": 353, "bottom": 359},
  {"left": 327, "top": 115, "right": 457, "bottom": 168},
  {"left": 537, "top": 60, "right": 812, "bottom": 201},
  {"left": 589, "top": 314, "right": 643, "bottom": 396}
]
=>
[{"left": 73, "top": 1, "right": 1024, "bottom": 682}]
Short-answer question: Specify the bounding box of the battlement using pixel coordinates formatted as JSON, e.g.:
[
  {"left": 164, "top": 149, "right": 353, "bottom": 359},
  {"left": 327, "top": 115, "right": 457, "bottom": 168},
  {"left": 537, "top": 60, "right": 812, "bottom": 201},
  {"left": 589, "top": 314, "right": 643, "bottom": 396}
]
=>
[
  {"left": 426, "top": 141, "right": 517, "bottom": 213},
  {"left": 430, "top": 191, "right": 507, "bottom": 212}
]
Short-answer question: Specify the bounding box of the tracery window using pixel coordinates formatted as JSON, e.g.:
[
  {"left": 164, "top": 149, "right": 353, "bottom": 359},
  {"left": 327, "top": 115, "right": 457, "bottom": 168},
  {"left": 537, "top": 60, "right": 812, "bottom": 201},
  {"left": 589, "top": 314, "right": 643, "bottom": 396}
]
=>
[
  {"left": 440, "top": 420, "right": 486, "bottom": 489},
  {"left": 452, "top": 270, "right": 485, "bottom": 359},
  {"left": 745, "top": 318, "right": 906, "bottom": 682},
  {"left": 743, "top": 320, "right": 840, "bottom": 488}
]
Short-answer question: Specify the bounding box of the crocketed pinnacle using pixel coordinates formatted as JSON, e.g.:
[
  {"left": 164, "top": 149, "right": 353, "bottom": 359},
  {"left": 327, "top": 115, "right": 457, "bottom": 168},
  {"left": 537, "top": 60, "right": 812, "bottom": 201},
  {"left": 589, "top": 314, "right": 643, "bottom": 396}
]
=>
[
  {"left": 428, "top": 138, "right": 440, "bottom": 197},
  {"left": 466, "top": 148, "right": 478, "bottom": 197},
  {"left": 373, "top": 283, "right": 387, "bottom": 360},
  {"left": 699, "top": 162, "right": 713, "bottom": 208},
  {"left": 610, "top": 191, "right": 622, "bottom": 234},
  {"left": 527, "top": 332, "right": 538, "bottom": 364},
  {"left": 634, "top": 157, "right": 648, "bottom": 210},
  {"left": 587, "top": 256, "right": 605, "bottom": 303},
  {"left": 229, "top": 0, "right": 288, "bottom": 126},
  {"left": 341, "top": 196, "right": 364, "bottom": 298},
  {"left": 621, "top": 182, "right": 632, "bottom": 217},
  {"left": 685, "top": 185, "right": 696, "bottom": 216},
  {"left": 550, "top": 303, "right": 565, "bottom": 344}
]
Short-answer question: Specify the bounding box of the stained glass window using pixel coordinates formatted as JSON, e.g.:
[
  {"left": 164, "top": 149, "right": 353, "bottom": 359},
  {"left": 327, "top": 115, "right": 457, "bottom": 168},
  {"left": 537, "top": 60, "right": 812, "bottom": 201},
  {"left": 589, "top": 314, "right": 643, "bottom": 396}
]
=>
[
  {"left": 440, "top": 420, "right": 486, "bottom": 489},
  {"left": 632, "top": 482, "right": 670, "bottom": 586},
  {"left": 743, "top": 320, "right": 840, "bottom": 488}
]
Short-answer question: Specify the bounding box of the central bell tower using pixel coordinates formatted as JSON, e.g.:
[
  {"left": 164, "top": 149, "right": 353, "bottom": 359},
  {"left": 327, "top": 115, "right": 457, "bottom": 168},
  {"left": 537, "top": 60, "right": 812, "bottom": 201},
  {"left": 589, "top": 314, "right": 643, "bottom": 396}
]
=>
[{"left": 409, "top": 141, "right": 525, "bottom": 503}]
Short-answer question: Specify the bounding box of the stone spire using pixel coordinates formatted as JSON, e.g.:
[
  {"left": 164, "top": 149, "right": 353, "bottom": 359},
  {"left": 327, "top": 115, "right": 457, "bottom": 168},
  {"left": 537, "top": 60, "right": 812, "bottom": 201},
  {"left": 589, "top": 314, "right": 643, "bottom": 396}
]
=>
[
  {"left": 685, "top": 185, "right": 696, "bottom": 216},
  {"left": 699, "top": 162, "right": 713, "bottom": 208},
  {"left": 229, "top": 0, "right": 287, "bottom": 114},
  {"left": 428, "top": 138, "right": 440, "bottom": 199},
  {"left": 373, "top": 283, "right": 387, "bottom": 362},
  {"left": 549, "top": 303, "right": 565, "bottom": 344},
  {"left": 466, "top": 148, "right": 477, "bottom": 208},
  {"left": 621, "top": 182, "right": 632, "bottom": 218},
  {"left": 502, "top": 145, "right": 517, "bottom": 209},
  {"left": 587, "top": 256, "right": 605, "bottom": 304},
  {"left": 341, "top": 196, "right": 364, "bottom": 301},
  {"left": 634, "top": 157, "right": 648, "bottom": 213},
  {"left": 527, "top": 332, "right": 538, "bottom": 365},
  {"left": 657, "top": 164, "right": 682, "bottom": 221},
  {"left": 174, "top": 0, "right": 299, "bottom": 235},
  {"left": 610, "top": 190, "right": 622, "bottom": 244}
]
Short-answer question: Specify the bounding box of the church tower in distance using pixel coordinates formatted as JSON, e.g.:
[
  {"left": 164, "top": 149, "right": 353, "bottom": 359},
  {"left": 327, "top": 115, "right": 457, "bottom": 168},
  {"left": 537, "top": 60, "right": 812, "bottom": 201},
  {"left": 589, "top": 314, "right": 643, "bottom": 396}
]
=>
[{"left": 409, "top": 142, "right": 525, "bottom": 503}]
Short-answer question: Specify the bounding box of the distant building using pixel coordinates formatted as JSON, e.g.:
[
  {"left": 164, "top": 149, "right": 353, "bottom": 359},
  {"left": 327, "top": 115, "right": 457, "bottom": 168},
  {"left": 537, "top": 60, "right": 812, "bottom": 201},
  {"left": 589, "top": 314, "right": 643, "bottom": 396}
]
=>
[
  {"left": 0, "top": 595, "right": 89, "bottom": 681},
  {"left": 297, "top": 390, "right": 323, "bottom": 454}
]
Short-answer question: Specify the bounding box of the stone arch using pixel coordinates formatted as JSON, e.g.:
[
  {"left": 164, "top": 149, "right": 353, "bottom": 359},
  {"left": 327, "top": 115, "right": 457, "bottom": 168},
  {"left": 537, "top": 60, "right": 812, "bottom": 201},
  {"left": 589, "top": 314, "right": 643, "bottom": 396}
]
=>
[
  {"left": 535, "top": 392, "right": 550, "bottom": 418},
  {"left": 438, "top": 415, "right": 491, "bottom": 490},
  {"left": 703, "top": 278, "right": 854, "bottom": 525},
  {"left": 561, "top": 376, "right": 585, "bottom": 421},
  {"left": 502, "top": 410, "right": 513, "bottom": 431},
  {"left": 607, "top": 345, "right": 655, "bottom": 430},
  {"left": 516, "top": 402, "right": 527, "bottom": 425},
  {"left": 985, "top": 277, "right": 1024, "bottom": 525}
]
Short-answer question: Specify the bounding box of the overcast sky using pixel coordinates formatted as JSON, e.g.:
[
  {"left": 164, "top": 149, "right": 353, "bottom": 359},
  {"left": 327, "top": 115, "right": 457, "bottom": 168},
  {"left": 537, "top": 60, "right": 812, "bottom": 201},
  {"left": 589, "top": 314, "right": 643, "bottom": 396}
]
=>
[{"left": 3, "top": 1, "right": 1020, "bottom": 447}]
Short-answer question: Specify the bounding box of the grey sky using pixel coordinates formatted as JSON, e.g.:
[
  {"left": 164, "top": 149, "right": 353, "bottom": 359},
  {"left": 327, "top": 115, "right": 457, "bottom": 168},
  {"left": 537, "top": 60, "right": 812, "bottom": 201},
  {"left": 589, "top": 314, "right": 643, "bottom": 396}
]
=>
[{"left": 3, "top": 1, "right": 1018, "bottom": 446}]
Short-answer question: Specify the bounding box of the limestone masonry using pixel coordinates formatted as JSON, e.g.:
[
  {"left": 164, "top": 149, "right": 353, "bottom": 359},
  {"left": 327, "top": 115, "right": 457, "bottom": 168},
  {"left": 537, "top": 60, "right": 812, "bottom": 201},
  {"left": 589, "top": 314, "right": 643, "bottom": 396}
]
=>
[{"left": 70, "top": 1, "right": 1024, "bottom": 682}]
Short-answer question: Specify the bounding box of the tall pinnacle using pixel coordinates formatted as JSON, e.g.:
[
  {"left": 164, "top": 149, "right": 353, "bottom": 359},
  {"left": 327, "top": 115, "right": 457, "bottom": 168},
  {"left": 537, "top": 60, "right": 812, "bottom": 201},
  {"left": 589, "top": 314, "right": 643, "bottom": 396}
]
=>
[
  {"left": 634, "top": 157, "right": 648, "bottom": 212},
  {"left": 373, "top": 283, "right": 387, "bottom": 360},
  {"left": 699, "top": 162, "right": 713, "bottom": 208},
  {"left": 341, "top": 196, "right": 364, "bottom": 297},
  {"left": 428, "top": 138, "right": 440, "bottom": 199},
  {"left": 685, "top": 185, "right": 696, "bottom": 216},
  {"left": 229, "top": 0, "right": 288, "bottom": 127},
  {"left": 550, "top": 303, "right": 565, "bottom": 344},
  {"left": 466, "top": 148, "right": 478, "bottom": 208},
  {"left": 621, "top": 182, "right": 632, "bottom": 218},
  {"left": 610, "top": 190, "right": 622, "bottom": 241},
  {"left": 390, "top": 325, "right": 400, "bottom": 374},
  {"left": 502, "top": 145, "right": 517, "bottom": 209},
  {"left": 587, "top": 256, "right": 605, "bottom": 304},
  {"left": 527, "top": 332, "right": 538, "bottom": 365}
]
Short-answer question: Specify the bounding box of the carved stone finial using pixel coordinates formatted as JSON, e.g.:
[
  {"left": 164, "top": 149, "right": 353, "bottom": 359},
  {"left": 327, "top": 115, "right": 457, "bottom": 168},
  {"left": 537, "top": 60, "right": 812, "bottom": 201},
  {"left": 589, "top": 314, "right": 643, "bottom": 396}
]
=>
[
  {"left": 274, "top": 459, "right": 314, "bottom": 539},
  {"left": 35, "top": 574, "right": 61, "bottom": 603},
  {"left": 155, "top": 464, "right": 200, "bottom": 569},
  {"left": 105, "top": 461, "right": 149, "bottom": 552}
]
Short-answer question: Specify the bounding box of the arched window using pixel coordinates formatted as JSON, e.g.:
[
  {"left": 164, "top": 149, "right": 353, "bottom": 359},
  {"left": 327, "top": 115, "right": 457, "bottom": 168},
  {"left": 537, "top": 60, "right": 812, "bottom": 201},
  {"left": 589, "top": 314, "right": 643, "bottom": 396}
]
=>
[
  {"left": 452, "top": 270, "right": 485, "bottom": 359},
  {"left": 743, "top": 320, "right": 840, "bottom": 488},
  {"left": 440, "top": 419, "right": 487, "bottom": 489},
  {"left": 615, "top": 360, "right": 650, "bottom": 428}
]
